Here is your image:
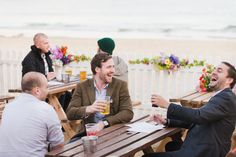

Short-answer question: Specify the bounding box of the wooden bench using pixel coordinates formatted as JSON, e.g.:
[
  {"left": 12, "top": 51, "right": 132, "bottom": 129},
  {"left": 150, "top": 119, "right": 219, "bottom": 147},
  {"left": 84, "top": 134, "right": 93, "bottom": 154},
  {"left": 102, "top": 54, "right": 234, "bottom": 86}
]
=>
[
  {"left": 169, "top": 91, "right": 214, "bottom": 108},
  {"left": 0, "top": 95, "right": 15, "bottom": 103},
  {"left": 0, "top": 102, "right": 6, "bottom": 123}
]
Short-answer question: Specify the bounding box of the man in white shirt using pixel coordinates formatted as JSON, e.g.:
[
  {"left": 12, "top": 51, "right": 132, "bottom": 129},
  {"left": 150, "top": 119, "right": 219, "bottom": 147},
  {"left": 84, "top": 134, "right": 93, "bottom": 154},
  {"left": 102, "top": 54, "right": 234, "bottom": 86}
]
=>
[{"left": 0, "top": 72, "right": 64, "bottom": 157}]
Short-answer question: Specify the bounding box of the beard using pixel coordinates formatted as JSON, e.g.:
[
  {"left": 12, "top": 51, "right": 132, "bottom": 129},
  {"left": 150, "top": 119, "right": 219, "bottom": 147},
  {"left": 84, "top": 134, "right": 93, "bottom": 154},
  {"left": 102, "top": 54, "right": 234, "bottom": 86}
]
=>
[
  {"left": 99, "top": 73, "right": 113, "bottom": 84},
  {"left": 209, "top": 80, "right": 225, "bottom": 91}
]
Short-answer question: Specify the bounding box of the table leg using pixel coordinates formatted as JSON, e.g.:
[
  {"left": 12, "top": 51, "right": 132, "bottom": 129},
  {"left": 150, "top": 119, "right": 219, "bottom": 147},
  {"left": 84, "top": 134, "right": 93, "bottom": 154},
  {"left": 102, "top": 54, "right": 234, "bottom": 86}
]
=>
[
  {"left": 48, "top": 94, "right": 76, "bottom": 139},
  {"left": 143, "top": 146, "right": 155, "bottom": 154}
]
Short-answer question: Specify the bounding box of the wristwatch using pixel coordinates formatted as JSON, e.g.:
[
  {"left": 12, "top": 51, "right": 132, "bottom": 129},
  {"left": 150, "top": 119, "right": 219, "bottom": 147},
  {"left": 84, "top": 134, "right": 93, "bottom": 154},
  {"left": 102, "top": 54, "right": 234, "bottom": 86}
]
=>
[{"left": 102, "top": 120, "right": 110, "bottom": 128}]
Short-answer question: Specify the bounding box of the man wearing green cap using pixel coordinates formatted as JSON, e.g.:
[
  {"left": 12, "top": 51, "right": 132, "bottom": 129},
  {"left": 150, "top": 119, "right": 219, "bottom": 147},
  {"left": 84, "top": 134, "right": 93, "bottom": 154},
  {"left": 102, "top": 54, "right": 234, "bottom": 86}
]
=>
[{"left": 97, "top": 37, "right": 128, "bottom": 82}]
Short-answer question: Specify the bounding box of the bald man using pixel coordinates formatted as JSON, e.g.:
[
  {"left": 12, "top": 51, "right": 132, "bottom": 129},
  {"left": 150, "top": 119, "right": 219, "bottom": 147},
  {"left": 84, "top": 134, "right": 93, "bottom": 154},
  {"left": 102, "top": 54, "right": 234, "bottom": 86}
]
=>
[
  {"left": 0, "top": 72, "right": 64, "bottom": 157},
  {"left": 22, "top": 33, "right": 56, "bottom": 80}
]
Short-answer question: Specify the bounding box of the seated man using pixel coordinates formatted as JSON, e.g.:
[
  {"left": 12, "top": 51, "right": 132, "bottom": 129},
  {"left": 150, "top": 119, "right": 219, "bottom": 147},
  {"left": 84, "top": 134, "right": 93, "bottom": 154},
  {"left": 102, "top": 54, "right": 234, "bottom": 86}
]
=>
[
  {"left": 66, "top": 53, "right": 133, "bottom": 133},
  {"left": 146, "top": 62, "right": 236, "bottom": 157},
  {"left": 97, "top": 37, "right": 128, "bottom": 82},
  {"left": 22, "top": 33, "right": 71, "bottom": 111},
  {"left": 0, "top": 72, "right": 64, "bottom": 157},
  {"left": 22, "top": 33, "right": 56, "bottom": 80}
]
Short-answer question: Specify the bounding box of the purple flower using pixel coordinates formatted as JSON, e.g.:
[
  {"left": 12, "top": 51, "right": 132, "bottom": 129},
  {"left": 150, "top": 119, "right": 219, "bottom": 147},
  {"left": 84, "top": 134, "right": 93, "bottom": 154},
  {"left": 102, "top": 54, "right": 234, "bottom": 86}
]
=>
[{"left": 169, "top": 54, "right": 179, "bottom": 65}]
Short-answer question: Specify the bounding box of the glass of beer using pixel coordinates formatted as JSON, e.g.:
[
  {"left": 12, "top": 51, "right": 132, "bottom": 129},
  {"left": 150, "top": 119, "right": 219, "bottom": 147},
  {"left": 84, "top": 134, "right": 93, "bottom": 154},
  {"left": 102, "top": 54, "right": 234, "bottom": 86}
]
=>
[
  {"left": 65, "top": 67, "right": 72, "bottom": 76},
  {"left": 100, "top": 96, "right": 110, "bottom": 115},
  {"left": 80, "top": 70, "right": 87, "bottom": 81}
]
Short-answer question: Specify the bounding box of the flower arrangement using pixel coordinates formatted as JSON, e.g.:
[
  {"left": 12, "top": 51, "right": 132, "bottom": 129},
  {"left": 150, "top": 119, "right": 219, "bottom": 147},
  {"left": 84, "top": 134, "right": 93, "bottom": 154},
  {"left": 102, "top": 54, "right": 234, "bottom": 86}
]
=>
[
  {"left": 151, "top": 53, "right": 180, "bottom": 71},
  {"left": 198, "top": 64, "right": 215, "bottom": 92},
  {"left": 128, "top": 58, "right": 150, "bottom": 65},
  {"left": 50, "top": 46, "right": 74, "bottom": 66},
  {"left": 73, "top": 54, "right": 91, "bottom": 63},
  {"left": 128, "top": 53, "right": 206, "bottom": 72},
  {"left": 50, "top": 46, "right": 91, "bottom": 66}
]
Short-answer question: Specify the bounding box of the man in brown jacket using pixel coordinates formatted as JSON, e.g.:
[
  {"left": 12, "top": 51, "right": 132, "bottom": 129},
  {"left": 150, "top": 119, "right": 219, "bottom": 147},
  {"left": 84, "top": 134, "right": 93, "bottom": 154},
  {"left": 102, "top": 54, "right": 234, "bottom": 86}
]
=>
[{"left": 66, "top": 53, "right": 133, "bottom": 132}]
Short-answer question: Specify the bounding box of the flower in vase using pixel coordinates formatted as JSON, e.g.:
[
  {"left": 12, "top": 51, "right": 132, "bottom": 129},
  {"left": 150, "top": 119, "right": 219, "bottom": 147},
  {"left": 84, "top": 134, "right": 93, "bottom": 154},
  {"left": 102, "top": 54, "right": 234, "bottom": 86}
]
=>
[{"left": 50, "top": 46, "right": 74, "bottom": 66}]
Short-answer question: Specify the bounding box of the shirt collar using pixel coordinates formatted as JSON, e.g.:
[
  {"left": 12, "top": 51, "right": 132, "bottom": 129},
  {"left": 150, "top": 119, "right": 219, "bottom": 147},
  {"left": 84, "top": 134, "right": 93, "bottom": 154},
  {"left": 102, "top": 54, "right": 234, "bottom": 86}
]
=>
[
  {"left": 94, "top": 80, "right": 109, "bottom": 91},
  {"left": 213, "top": 88, "right": 225, "bottom": 97}
]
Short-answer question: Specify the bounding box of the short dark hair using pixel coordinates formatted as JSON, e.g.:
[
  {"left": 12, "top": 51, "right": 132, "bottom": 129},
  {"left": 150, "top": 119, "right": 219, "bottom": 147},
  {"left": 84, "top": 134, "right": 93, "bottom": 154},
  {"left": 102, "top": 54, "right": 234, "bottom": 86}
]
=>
[
  {"left": 222, "top": 61, "right": 236, "bottom": 89},
  {"left": 21, "top": 72, "right": 44, "bottom": 92},
  {"left": 90, "top": 53, "right": 112, "bottom": 75}
]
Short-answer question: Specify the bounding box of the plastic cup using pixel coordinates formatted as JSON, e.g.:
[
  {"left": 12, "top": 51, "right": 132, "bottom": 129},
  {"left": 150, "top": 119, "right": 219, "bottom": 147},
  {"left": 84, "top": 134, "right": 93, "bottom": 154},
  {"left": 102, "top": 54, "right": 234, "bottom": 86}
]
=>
[
  {"left": 80, "top": 70, "right": 87, "bottom": 81},
  {"left": 85, "top": 123, "right": 98, "bottom": 136},
  {"left": 82, "top": 136, "right": 97, "bottom": 154},
  {"left": 65, "top": 68, "right": 72, "bottom": 76},
  {"left": 99, "top": 96, "right": 110, "bottom": 115},
  {"left": 61, "top": 73, "right": 70, "bottom": 83}
]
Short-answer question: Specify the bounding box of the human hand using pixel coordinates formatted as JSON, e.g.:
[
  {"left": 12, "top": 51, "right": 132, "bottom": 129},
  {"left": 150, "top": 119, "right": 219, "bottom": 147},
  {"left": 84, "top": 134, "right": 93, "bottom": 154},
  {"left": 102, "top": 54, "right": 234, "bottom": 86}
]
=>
[
  {"left": 151, "top": 94, "right": 170, "bottom": 108},
  {"left": 95, "top": 121, "right": 105, "bottom": 132},
  {"left": 86, "top": 100, "right": 107, "bottom": 114},
  {"left": 150, "top": 114, "right": 166, "bottom": 125},
  {"left": 47, "top": 72, "right": 56, "bottom": 80}
]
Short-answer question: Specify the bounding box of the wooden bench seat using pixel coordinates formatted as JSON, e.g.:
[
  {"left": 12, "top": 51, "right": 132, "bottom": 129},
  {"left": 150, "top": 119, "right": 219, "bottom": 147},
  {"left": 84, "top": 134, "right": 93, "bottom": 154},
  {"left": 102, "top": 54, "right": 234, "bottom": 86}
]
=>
[
  {"left": 169, "top": 91, "right": 214, "bottom": 108},
  {"left": 0, "top": 95, "right": 15, "bottom": 103},
  {"left": 0, "top": 102, "right": 6, "bottom": 123}
]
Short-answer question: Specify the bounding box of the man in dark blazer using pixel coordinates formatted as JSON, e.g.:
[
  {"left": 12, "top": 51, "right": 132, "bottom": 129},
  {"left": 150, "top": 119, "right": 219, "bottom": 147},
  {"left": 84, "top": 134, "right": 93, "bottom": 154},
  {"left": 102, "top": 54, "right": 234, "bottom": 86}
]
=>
[
  {"left": 66, "top": 53, "right": 133, "bottom": 132},
  {"left": 144, "top": 62, "right": 236, "bottom": 157}
]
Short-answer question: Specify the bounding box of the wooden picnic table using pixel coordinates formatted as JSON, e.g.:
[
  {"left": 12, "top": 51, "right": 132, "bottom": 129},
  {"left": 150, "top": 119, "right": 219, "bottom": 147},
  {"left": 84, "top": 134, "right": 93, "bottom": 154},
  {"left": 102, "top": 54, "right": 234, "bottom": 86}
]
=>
[
  {"left": 9, "top": 79, "right": 81, "bottom": 140},
  {"left": 8, "top": 77, "right": 142, "bottom": 142},
  {"left": 169, "top": 91, "right": 214, "bottom": 108},
  {"left": 46, "top": 107, "right": 181, "bottom": 157},
  {"left": 0, "top": 95, "right": 15, "bottom": 103}
]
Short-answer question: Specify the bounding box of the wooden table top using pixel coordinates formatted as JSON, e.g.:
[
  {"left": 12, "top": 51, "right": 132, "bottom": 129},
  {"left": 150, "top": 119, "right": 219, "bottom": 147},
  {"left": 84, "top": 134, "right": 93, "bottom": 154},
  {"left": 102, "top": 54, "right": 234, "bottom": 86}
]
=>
[
  {"left": 46, "top": 107, "right": 181, "bottom": 157},
  {"left": 169, "top": 91, "right": 214, "bottom": 108},
  {"left": 8, "top": 79, "right": 80, "bottom": 94}
]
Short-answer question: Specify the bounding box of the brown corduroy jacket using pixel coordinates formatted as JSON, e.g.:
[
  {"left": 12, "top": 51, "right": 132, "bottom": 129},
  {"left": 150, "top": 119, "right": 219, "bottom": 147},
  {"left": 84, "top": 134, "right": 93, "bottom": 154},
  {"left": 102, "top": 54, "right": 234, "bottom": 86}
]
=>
[{"left": 66, "top": 77, "right": 133, "bottom": 131}]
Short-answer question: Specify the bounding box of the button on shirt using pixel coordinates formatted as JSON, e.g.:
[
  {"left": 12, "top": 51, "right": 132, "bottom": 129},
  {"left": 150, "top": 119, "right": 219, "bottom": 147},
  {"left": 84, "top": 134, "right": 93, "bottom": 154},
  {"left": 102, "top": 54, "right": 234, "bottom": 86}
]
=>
[
  {"left": 94, "top": 81, "right": 109, "bottom": 123},
  {"left": 0, "top": 93, "right": 64, "bottom": 157}
]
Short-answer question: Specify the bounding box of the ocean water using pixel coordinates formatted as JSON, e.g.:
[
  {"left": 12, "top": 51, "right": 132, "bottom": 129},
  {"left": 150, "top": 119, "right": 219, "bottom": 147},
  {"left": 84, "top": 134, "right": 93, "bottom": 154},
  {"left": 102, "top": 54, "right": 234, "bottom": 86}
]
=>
[{"left": 0, "top": 0, "right": 236, "bottom": 39}]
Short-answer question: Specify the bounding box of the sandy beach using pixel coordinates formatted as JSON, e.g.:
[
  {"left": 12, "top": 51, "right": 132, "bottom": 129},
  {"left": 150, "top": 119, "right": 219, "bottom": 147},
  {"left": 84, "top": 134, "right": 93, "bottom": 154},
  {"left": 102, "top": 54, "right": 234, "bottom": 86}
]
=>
[{"left": 1, "top": 36, "right": 236, "bottom": 59}]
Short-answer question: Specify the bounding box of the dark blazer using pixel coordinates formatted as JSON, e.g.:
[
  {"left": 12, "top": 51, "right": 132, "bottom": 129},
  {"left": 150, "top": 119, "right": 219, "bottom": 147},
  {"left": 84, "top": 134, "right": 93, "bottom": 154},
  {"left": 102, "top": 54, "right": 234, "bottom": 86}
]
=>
[
  {"left": 22, "top": 45, "right": 53, "bottom": 77},
  {"left": 66, "top": 77, "right": 134, "bottom": 131},
  {"left": 166, "top": 88, "right": 236, "bottom": 157}
]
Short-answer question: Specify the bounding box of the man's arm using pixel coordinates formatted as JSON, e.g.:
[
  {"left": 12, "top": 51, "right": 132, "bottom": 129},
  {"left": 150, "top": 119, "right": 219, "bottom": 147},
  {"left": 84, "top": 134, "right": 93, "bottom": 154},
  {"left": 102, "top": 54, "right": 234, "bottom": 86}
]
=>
[
  {"left": 151, "top": 90, "right": 236, "bottom": 125},
  {"left": 105, "top": 81, "right": 134, "bottom": 125},
  {"left": 167, "top": 91, "right": 235, "bottom": 124},
  {"left": 168, "top": 119, "right": 192, "bottom": 129},
  {"left": 150, "top": 114, "right": 191, "bottom": 129},
  {"left": 22, "top": 55, "right": 37, "bottom": 76},
  {"left": 47, "top": 106, "right": 64, "bottom": 151},
  {"left": 66, "top": 84, "right": 87, "bottom": 120}
]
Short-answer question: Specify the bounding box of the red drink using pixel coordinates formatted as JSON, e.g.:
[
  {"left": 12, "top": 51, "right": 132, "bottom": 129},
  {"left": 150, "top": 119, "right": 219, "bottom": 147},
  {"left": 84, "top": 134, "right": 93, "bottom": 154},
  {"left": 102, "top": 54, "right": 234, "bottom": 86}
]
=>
[
  {"left": 87, "top": 131, "right": 97, "bottom": 136},
  {"left": 85, "top": 123, "right": 97, "bottom": 136}
]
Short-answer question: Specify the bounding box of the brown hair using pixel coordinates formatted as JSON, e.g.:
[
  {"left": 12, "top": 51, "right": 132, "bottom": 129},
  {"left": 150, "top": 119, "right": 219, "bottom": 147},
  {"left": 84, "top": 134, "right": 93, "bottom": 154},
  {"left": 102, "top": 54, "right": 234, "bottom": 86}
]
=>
[
  {"left": 90, "top": 53, "right": 112, "bottom": 75},
  {"left": 222, "top": 61, "right": 236, "bottom": 88},
  {"left": 21, "top": 72, "right": 45, "bottom": 92}
]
